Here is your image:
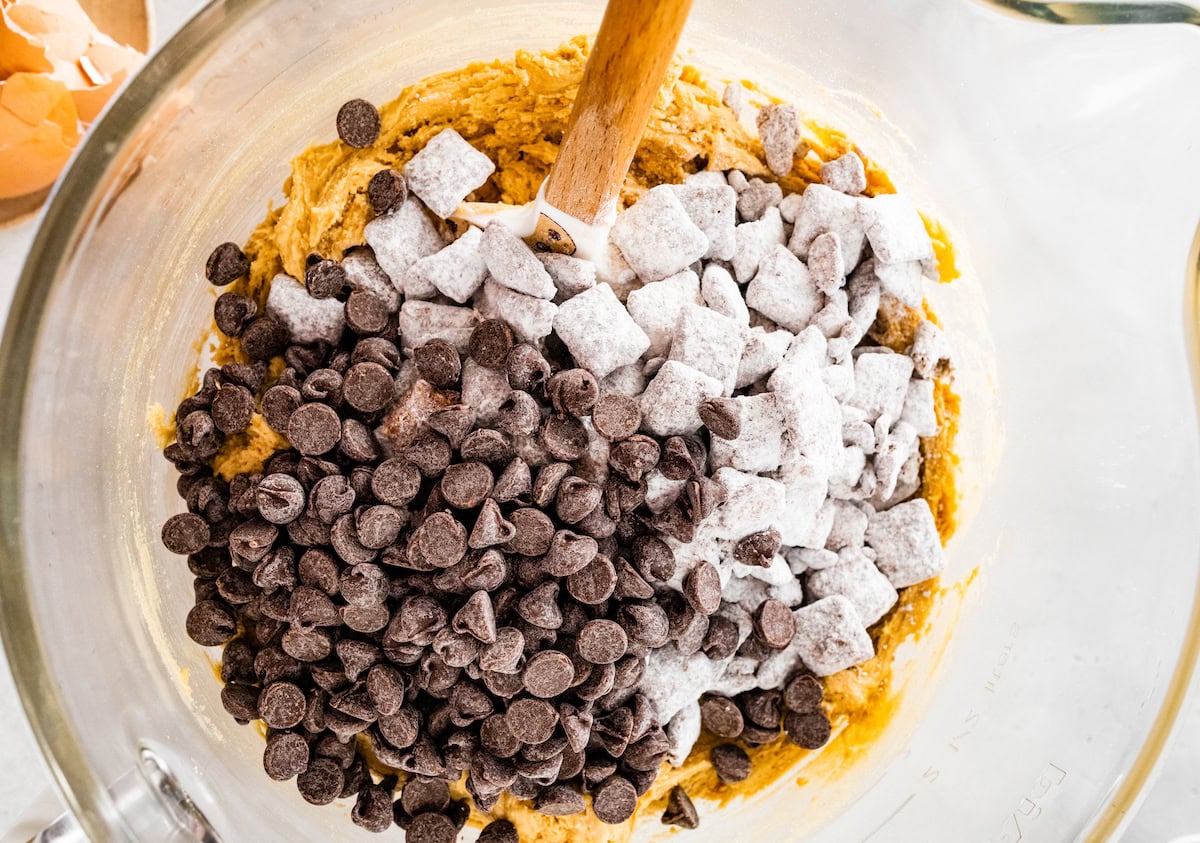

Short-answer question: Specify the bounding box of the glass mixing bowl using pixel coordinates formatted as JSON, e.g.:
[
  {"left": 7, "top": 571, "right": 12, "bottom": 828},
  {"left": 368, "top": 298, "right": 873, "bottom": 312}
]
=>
[{"left": 3, "top": 0, "right": 1200, "bottom": 841}]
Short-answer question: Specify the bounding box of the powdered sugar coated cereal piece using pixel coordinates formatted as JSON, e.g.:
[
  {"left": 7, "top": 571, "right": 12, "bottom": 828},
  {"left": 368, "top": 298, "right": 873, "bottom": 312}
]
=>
[
  {"left": 787, "top": 183, "right": 866, "bottom": 270},
  {"left": 403, "top": 225, "right": 487, "bottom": 304},
  {"left": 820, "top": 151, "right": 867, "bottom": 195},
  {"left": 397, "top": 301, "right": 477, "bottom": 353},
  {"left": 475, "top": 279, "right": 557, "bottom": 344},
  {"left": 901, "top": 378, "right": 937, "bottom": 437},
  {"left": 709, "top": 393, "right": 786, "bottom": 474},
  {"left": 813, "top": 288, "right": 854, "bottom": 342},
  {"left": 599, "top": 363, "right": 647, "bottom": 398},
  {"left": 639, "top": 361, "right": 723, "bottom": 437},
  {"left": 874, "top": 260, "right": 923, "bottom": 308},
  {"left": 668, "top": 305, "right": 745, "bottom": 395},
  {"left": 686, "top": 170, "right": 730, "bottom": 189},
  {"left": 401, "top": 128, "right": 495, "bottom": 218},
  {"left": 553, "top": 283, "right": 651, "bottom": 378},
  {"left": 756, "top": 103, "right": 803, "bottom": 178},
  {"left": 874, "top": 421, "right": 919, "bottom": 501},
  {"left": 736, "top": 178, "right": 783, "bottom": 222},
  {"left": 266, "top": 274, "right": 345, "bottom": 345},
  {"left": 671, "top": 182, "right": 737, "bottom": 261},
  {"left": 808, "top": 231, "right": 846, "bottom": 294},
  {"left": 537, "top": 252, "right": 597, "bottom": 301},
  {"left": 845, "top": 260, "right": 882, "bottom": 346},
  {"left": 341, "top": 248, "right": 400, "bottom": 312},
  {"left": 625, "top": 270, "right": 702, "bottom": 358},
  {"left": 732, "top": 207, "right": 786, "bottom": 283},
  {"left": 910, "top": 320, "right": 952, "bottom": 380},
  {"left": 726, "top": 170, "right": 750, "bottom": 193},
  {"left": 746, "top": 244, "right": 822, "bottom": 333},
  {"left": 480, "top": 222, "right": 556, "bottom": 299},
  {"left": 826, "top": 500, "right": 870, "bottom": 551},
  {"left": 701, "top": 264, "right": 749, "bottom": 325},
  {"left": 364, "top": 196, "right": 447, "bottom": 293},
  {"left": 771, "top": 460, "right": 830, "bottom": 547},
  {"left": 639, "top": 645, "right": 721, "bottom": 725},
  {"left": 865, "top": 498, "right": 945, "bottom": 587},
  {"left": 610, "top": 184, "right": 708, "bottom": 282},
  {"left": 848, "top": 351, "right": 914, "bottom": 423},
  {"left": 862, "top": 194, "right": 934, "bottom": 266},
  {"left": 461, "top": 358, "right": 510, "bottom": 425},
  {"left": 806, "top": 556, "right": 897, "bottom": 626},
  {"left": 736, "top": 326, "right": 794, "bottom": 389},
  {"left": 665, "top": 701, "right": 702, "bottom": 767},
  {"left": 792, "top": 595, "right": 874, "bottom": 676},
  {"left": 710, "top": 468, "right": 786, "bottom": 540},
  {"left": 645, "top": 470, "right": 687, "bottom": 514}
]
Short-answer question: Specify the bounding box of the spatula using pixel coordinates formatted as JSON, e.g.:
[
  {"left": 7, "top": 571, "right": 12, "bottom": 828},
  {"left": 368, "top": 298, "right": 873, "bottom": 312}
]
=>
[{"left": 453, "top": 0, "right": 694, "bottom": 265}]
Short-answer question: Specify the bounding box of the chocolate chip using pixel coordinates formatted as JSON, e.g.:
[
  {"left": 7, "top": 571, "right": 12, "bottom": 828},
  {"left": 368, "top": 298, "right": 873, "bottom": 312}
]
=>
[
  {"left": 336, "top": 639, "right": 382, "bottom": 681},
  {"left": 297, "top": 757, "right": 344, "bottom": 805},
  {"left": 577, "top": 619, "right": 627, "bottom": 665},
  {"left": 305, "top": 475, "right": 353, "bottom": 526},
  {"left": 220, "top": 682, "right": 260, "bottom": 721},
  {"left": 540, "top": 415, "right": 588, "bottom": 461},
  {"left": 287, "top": 403, "right": 341, "bottom": 455},
  {"left": 478, "top": 713, "right": 520, "bottom": 758},
  {"left": 496, "top": 390, "right": 541, "bottom": 437},
  {"left": 506, "top": 507, "right": 554, "bottom": 556},
  {"left": 330, "top": 514, "right": 377, "bottom": 564},
  {"left": 783, "top": 674, "right": 824, "bottom": 714},
  {"left": 478, "top": 819, "right": 518, "bottom": 843},
  {"left": 346, "top": 290, "right": 389, "bottom": 336},
  {"left": 253, "top": 473, "right": 305, "bottom": 524},
  {"left": 214, "top": 292, "right": 257, "bottom": 337},
  {"left": 630, "top": 535, "right": 674, "bottom": 582},
  {"left": 608, "top": 435, "right": 660, "bottom": 482},
  {"left": 492, "top": 457, "right": 532, "bottom": 503},
  {"left": 592, "top": 775, "right": 637, "bottom": 824},
  {"left": 401, "top": 778, "right": 450, "bottom": 816},
  {"left": 282, "top": 624, "right": 335, "bottom": 661},
  {"left": 754, "top": 597, "right": 795, "bottom": 649},
  {"left": 241, "top": 316, "right": 290, "bottom": 361},
  {"left": 338, "top": 562, "right": 389, "bottom": 608},
  {"left": 366, "top": 668, "right": 407, "bottom": 720},
  {"left": 591, "top": 393, "right": 641, "bottom": 441},
  {"left": 699, "top": 397, "right": 742, "bottom": 439},
  {"left": 412, "top": 512, "right": 467, "bottom": 568},
  {"left": 700, "top": 696, "right": 744, "bottom": 739},
  {"left": 659, "top": 436, "right": 703, "bottom": 481},
  {"left": 683, "top": 561, "right": 722, "bottom": 615},
  {"left": 544, "top": 530, "right": 596, "bottom": 577},
  {"left": 662, "top": 785, "right": 699, "bottom": 829},
  {"left": 352, "top": 337, "right": 401, "bottom": 371},
  {"left": 469, "top": 319, "right": 515, "bottom": 369},
  {"left": 352, "top": 782, "right": 394, "bottom": 833},
  {"left": 404, "top": 432, "right": 453, "bottom": 476},
  {"left": 343, "top": 362, "right": 396, "bottom": 413},
  {"left": 783, "top": 709, "right": 831, "bottom": 750},
  {"left": 207, "top": 385, "right": 253, "bottom": 434},
  {"left": 414, "top": 339, "right": 461, "bottom": 387},
  {"left": 460, "top": 429, "right": 512, "bottom": 466},
  {"left": 337, "top": 98, "right": 381, "bottom": 148},
  {"left": 206, "top": 242, "right": 249, "bottom": 286},
  {"left": 734, "top": 528, "right": 782, "bottom": 568},
  {"left": 710, "top": 743, "right": 751, "bottom": 784},
  {"left": 342, "top": 603, "right": 391, "bottom": 633},
  {"left": 221, "top": 361, "right": 266, "bottom": 392},
  {"left": 518, "top": 581, "right": 562, "bottom": 629},
  {"left": 523, "top": 650, "right": 574, "bottom": 698},
  {"left": 261, "top": 384, "right": 302, "bottom": 434},
  {"left": 742, "top": 689, "right": 783, "bottom": 731},
  {"left": 305, "top": 258, "right": 347, "bottom": 299},
  {"left": 340, "top": 418, "right": 379, "bottom": 462},
  {"left": 531, "top": 462, "right": 571, "bottom": 509},
  {"left": 505, "top": 697, "right": 559, "bottom": 745},
  {"left": 162, "top": 513, "right": 210, "bottom": 555},
  {"left": 506, "top": 344, "right": 551, "bottom": 392},
  {"left": 566, "top": 555, "right": 616, "bottom": 604},
  {"left": 368, "top": 168, "right": 407, "bottom": 214},
  {"left": 613, "top": 557, "right": 654, "bottom": 601},
  {"left": 263, "top": 731, "right": 309, "bottom": 781},
  {"left": 452, "top": 590, "right": 497, "bottom": 644},
  {"left": 440, "top": 462, "right": 494, "bottom": 509},
  {"left": 479, "top": 626, "right": 524, "bottom": 674},
  {"left": 258, "top": 681, "right": 306, "bottom": 729},
  {"left": 369, "top": 458, "right": 421, "bottom": 507},
  {"left": 536, "top": 784, "right": 585, "bottom": 816},
  {"left": 620, "top": 602, "right": 670, "bottom": 648},
  {"left": 186, "top": 600, "right": 236, "bottom": 645},
  {"left": 547, "top": 369, "right": 598, "bottom": 417}
]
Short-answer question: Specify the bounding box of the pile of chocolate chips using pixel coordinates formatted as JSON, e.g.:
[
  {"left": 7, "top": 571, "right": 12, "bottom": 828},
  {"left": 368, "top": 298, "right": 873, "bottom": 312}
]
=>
[{"left": 162, "top": 238, "right": 827, "bottom": 836}]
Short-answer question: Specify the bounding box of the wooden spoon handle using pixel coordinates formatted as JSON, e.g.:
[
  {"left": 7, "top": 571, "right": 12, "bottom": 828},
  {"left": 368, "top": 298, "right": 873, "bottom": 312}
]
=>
[{"left": 543, "top": 0, "right": 694, "bottom": 226}]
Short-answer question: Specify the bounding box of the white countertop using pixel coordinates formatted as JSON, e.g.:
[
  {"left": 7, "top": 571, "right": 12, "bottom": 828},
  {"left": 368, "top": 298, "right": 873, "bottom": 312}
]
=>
[{"left": 1, "top": 1, "right": 1198, "bottom": 839}]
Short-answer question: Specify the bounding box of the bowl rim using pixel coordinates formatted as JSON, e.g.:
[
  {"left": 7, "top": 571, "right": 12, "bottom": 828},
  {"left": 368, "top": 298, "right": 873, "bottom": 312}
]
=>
[{"left": 1, "top": 1, "right": 1199, "bottom": 840}]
